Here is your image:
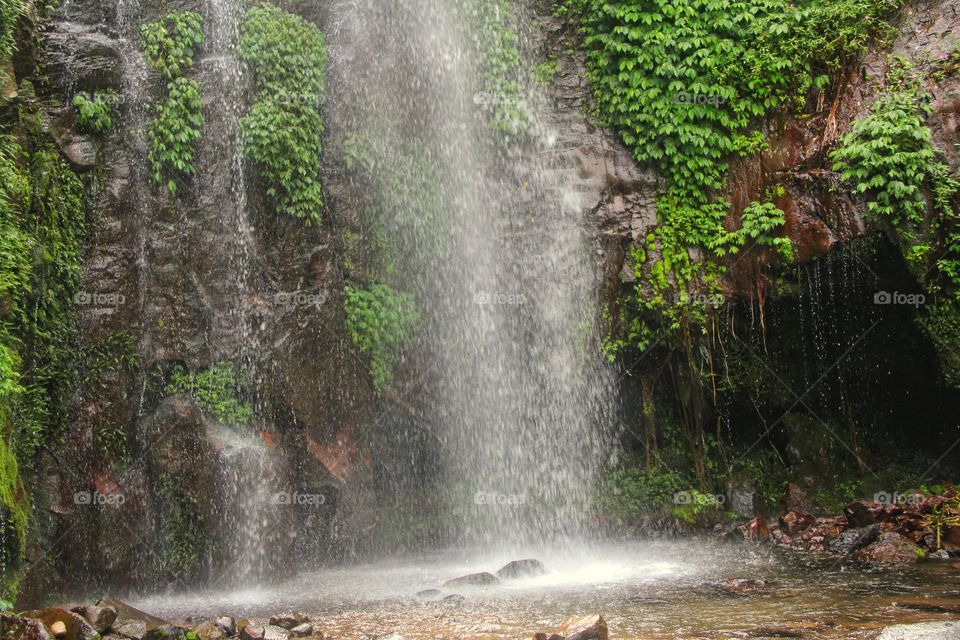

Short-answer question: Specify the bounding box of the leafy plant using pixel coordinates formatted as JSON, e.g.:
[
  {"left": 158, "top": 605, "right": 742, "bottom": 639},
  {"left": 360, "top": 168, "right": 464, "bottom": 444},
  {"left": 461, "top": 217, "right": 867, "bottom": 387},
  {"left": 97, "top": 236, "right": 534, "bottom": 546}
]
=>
[
  {"left": 147, "top": 78, "right": 203, "bottom": 194},
  {"left": 72, "top": 91, "right": 117, "bottom": 133},
  {"left": 239, "top": 3, "right": 327, "bottom": 224},
  {"left": 141, "top": 11, "right": 204, "bottom": 80},
  {"left": 344, "top": 284, "right": 421, "bottom": 394},
  {"left": 165, "top": 361, "right": 253, "bottom": 427},
  {"left": 471, "top": 0, "right": 527, "bottom": 140},
  {"left": 141, "top": 11, "right": 205, "bottom": 193},
  {"left": 739, "top": 198, "right": 793, "bottom": 261},
  {"left": 0, "top": 0, "right": 25, "bottom": 69}
]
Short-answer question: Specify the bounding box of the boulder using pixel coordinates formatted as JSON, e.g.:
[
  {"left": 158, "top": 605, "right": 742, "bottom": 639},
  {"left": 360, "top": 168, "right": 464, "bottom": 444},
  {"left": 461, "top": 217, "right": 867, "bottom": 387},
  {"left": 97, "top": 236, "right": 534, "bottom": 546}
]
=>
[
  {"left": 97, "top": 597, "right": 170, "bottom": 640},
  {"left": 441, "top": 594, "right": 465, "bottom": 604},
  {"left": 533, "top": 634, "right": 564, "bottom": 640},
  {"left": 213, "top": 618, "right": 235, "bottom": 636},
  {"left": 0, "top": 615, "right": 54, "bottom": 640},
  {"left": 779, "top": 511, "right": 816, "bottom": 535},
  {"left": 844, "top": 501, "right": 883, "bottom": 528},
  {"left": 266, "top": 615, "right": 308, "bottom": 632},
  {"left": 287, "top": 625, "right": 312, "bottom": 638},
  {"left": 560, "top": 615, "right": 607, "bottom": 640},
  {"left": 443, "top": 572, "right": 499, "bottom": 588},
  {"left": 21, "top": 609, "right": 99, "bottom": 640},
  {"left": 496, "top": 559, "right": 546, "bottom": 580},
  {"left": 829, "top": 524, "right": 880, "bottom": 555},
  {"left": 877, "top": 620, "right": 960, "bottom": 639},
  {"left": 70, "top": 606, "right": 117, "bottom": 634},
  {"left": 142, "top": 626, "right": 191, "bottom": 640},
  {"left": 738, "top": 516, "right": 769, "bottom": 540},
  {"left": 192, "top": 622, "right": 227, "bottom": 640},
  {"left": 415, "top": 589, "right": 442, "bottom": 600},
  {"left": 854, "top": 532, "right": 919, "bottom": 565},
  {"left": 780, "top": 483, "right": 817, "bottom": 515},
  {"left": 262, "top": 626, "right": 289, "bottom": 640},
  {"left": 722, "top": 579, "right": 770, "bottom": 595},
  {"left": 239, "top": 626, "right": 265, "bottom": 640}
]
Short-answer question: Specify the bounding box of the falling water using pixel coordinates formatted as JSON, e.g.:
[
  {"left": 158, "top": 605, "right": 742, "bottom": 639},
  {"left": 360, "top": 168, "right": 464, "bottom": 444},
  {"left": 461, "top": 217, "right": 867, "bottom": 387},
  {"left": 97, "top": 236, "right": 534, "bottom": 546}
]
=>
[{"left": 328, "top": 0, "right": 614, "bottom": 552}]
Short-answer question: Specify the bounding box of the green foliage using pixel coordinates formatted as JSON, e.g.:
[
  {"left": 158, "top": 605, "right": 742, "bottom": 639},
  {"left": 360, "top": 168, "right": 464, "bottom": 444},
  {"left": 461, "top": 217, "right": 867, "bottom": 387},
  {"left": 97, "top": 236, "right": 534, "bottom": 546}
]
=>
[
  {"left": 472, "top": 0, "right": 527, "bottom": 140},
  {"left": 0, "top": 0, "right": 25, "bottom": 66},
  {"left": 739, "top": 196, "right": 793, "bottom": 261},
  {"left": 598, "top": 456, "right": 687, "bottom": 522},
  {"left": 343, "top": 132, "right": 445, "bottom": 275},
  {"left": 141, "top": 12, "right": 204, "bottom": 194},
  {"left": 565, "top": 0, "right": 900, "bottom": 356},
  {"left": 344, "top": 284, "right": 421, "bottom": 394},
  {"left": 147, "top": 77, "right": 203, "bottom": 195},
  {"left": 72, "top": 91, "right": 117, "bottom": 133},
  {"left": 831, "top": 66, "right": 939, "bottom": 226},
  {"left": 154, "top": 474, "right": 214, "bottom": 580},
  {"left": 141, "top": 11, "right": 204, "bottom": 80},
  {"left": 165, "top": 361, "right": 253, "bottom": 427},
  {"left": 532, "top": 58, "right": 559, "bottom": 85},
  {"left": 239, "top": 3, "right": 327, "bottom": 224}
]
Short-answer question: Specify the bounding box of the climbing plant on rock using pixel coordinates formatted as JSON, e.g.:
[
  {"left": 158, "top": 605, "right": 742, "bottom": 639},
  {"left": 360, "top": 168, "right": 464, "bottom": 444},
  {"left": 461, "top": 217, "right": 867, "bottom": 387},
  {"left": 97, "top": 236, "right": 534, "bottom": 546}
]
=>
[
  {"left": 239, "top": 3, "right": 327, "bottom": 224},
  {"left": 141, "top": 10, "right": 205, "bottom": 194},
  {"left": 344, "top": 284, "right": 421, "bottom": 394}
]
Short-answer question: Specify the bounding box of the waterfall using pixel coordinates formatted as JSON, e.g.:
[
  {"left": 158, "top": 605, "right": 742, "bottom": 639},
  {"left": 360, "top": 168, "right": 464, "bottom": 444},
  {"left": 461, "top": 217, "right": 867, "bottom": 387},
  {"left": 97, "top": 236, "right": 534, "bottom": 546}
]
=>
[{"left": 327, "top": 0, "right": 615, "bottom": 551}]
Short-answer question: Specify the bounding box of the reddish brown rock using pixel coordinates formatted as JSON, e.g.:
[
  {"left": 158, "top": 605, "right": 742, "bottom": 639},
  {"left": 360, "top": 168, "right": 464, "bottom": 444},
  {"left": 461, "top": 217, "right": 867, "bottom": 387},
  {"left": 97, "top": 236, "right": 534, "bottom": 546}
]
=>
[
  {"left": 779, "top": 510, "right": 816, "bottom": 535},
  {"left": 21, "top": 610, "right": 98, "bottom": 640},
  {"left": 560, "top": 615, "right": 608, "bottom": 640},
  {"left": 781, "top": 483, "right": 817, "bottom": 515},
  {"left": 739, "top": 516, "right": 770, "bottom": 540},
  {"left": 854, "top": 532, "right": 920, "bottom": 565}
]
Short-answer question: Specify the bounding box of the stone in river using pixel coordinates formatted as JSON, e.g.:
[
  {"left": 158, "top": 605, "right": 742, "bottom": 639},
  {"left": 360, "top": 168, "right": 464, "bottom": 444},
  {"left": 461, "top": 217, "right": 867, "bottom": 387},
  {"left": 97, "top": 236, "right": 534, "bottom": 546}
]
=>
[
  {"left": 559, "top": 615, "right": 608, "bottom": 640},
  {"left": 288, "top": 625, "right": 312, "bottom": 638},
  {"left": 496, "top": 559, "right": 546, "bottom": 579},
  {"left": 877, "top": 621, "right": 960, "bottom": 639},
  {"left": 854, "top": 532, "right": 919, "bottom": 565},
  {"left": 239, "top": 625, "right": 265, "bottom": 640},
  {"left": 442, "top": 572, "right": 499, "bottom": 587},
  {"left": 267, "top": 615, "right": 308, "bottom": 631},
  {"left": 213, "top": 617, "right": 236, "bottom": 636}
]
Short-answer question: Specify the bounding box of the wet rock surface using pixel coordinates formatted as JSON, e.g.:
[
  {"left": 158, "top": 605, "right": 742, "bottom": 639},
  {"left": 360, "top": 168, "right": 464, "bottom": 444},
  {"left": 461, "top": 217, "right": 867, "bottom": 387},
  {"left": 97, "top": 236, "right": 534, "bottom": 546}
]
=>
[{"left": 443, "top": 572, "right": 500, "bottom": 588}]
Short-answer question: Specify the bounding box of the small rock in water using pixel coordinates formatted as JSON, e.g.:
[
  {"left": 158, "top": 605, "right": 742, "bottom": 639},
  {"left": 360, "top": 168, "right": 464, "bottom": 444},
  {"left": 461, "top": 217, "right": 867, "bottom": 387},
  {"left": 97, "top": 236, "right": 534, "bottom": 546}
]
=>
[
  {"left": 829, "top": 524, "right": 880, "bottom": 555},
  {"left": 738, "top": 516, "right": 769, "bottom": 540},
  {"left": 70, "top": 606, "right": 117, "bottom": 634},
  {"left": 778, "top": 510, "right": 815, "bottom": 535},
  {"left": 854, "top": 532, "right": 920, "bottom": 565},
  {"left": 532, "top": 633, "right": 564, "bottom": 640},
  {"left": 443, "top": 572, "right": 499, "bottom": 588},
  {"left": 0, "top": 614, "right": 54, "bottom": 640},
  {"left": 441, "top": 594, "right": 465, "bottom": 604},
  {"left": 192, "top": 621, "right": 227, "bottom": 640},
  {"left": 142, "top": 626, "right": 191, "bottom": 640},
  {"left": 722, "top": 579, "right": 769, "bottom": 595},
  {"left": 263, "top": 626, "right": 289, "bottom": 640},
  {"left": 415, "top": 589, "right": 442, "bottom": 600},
  {"left": 21, "top": 609, "right": 99, "bottom": 640},
  {"left": 560, "top": 615, "right": 608, "bottom": 640},
  {"left": 214, "top": 617, "right": 236, "bottom": 636},
  {"left": 877, "top": 620, "right": 960, "bottom": 639},
  {"left": 267, "top": 614, "right": 308, "bottom": 631},
  {"left": 288, "top": 624, "right": 312, "bottom": 638},
  {"left": 239, "top": 625, "right": 265, "bottom": 640},
  {"left": 496, "top": 559, "right": 545, "bottom": 580}
]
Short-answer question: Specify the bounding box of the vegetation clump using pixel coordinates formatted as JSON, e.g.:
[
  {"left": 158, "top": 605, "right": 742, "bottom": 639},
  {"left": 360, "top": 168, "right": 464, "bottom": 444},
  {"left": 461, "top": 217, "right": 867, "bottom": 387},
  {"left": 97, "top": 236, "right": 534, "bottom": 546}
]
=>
[
  {"left": 239, "top": 3, "right": 327, "bottom": 224},
  {"left": 141, "top": 11, "right": 205, "bottom": 194},
  {"left": 344, "top": 284, "right": 421, "bottom": 394},
  {"left": 72, "top": 91, "right": 118, "bottom": 133},
  {"left": 165, "top": 361, "right": 254, "bottom": 427}
]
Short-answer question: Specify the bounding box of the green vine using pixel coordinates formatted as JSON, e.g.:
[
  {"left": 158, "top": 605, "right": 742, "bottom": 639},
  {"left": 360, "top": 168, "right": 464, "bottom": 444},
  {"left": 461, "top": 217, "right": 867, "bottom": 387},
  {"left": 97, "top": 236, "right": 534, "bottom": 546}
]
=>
[
  {"left": 239, "top": 3, "right": 327, "bottom": 224},
  {"left": 165, "top": 361, "right": 254, "bottom": 427},
  {"left": 141, "top": 11, "right": 205, "bottom": 194},
  {"left": 344, "top": 284, "right": 421, "bottom": 394},
  {"left": 72, "top": 91, "right": 118, "bottom": 133}
]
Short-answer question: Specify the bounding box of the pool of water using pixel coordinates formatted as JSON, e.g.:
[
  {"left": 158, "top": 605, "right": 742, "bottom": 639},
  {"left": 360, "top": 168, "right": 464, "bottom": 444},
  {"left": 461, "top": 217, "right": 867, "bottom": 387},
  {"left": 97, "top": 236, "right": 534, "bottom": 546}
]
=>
[{"left": 131, "top": 540, "right": 960, "bottom": 639}]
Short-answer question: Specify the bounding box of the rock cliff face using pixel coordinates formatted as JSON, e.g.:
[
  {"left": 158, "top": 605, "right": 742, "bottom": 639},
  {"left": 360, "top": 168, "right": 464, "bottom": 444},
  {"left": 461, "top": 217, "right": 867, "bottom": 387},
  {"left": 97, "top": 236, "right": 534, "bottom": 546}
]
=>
[{"left": 8, "top": 0, "right": 960, "bottom": 602}]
